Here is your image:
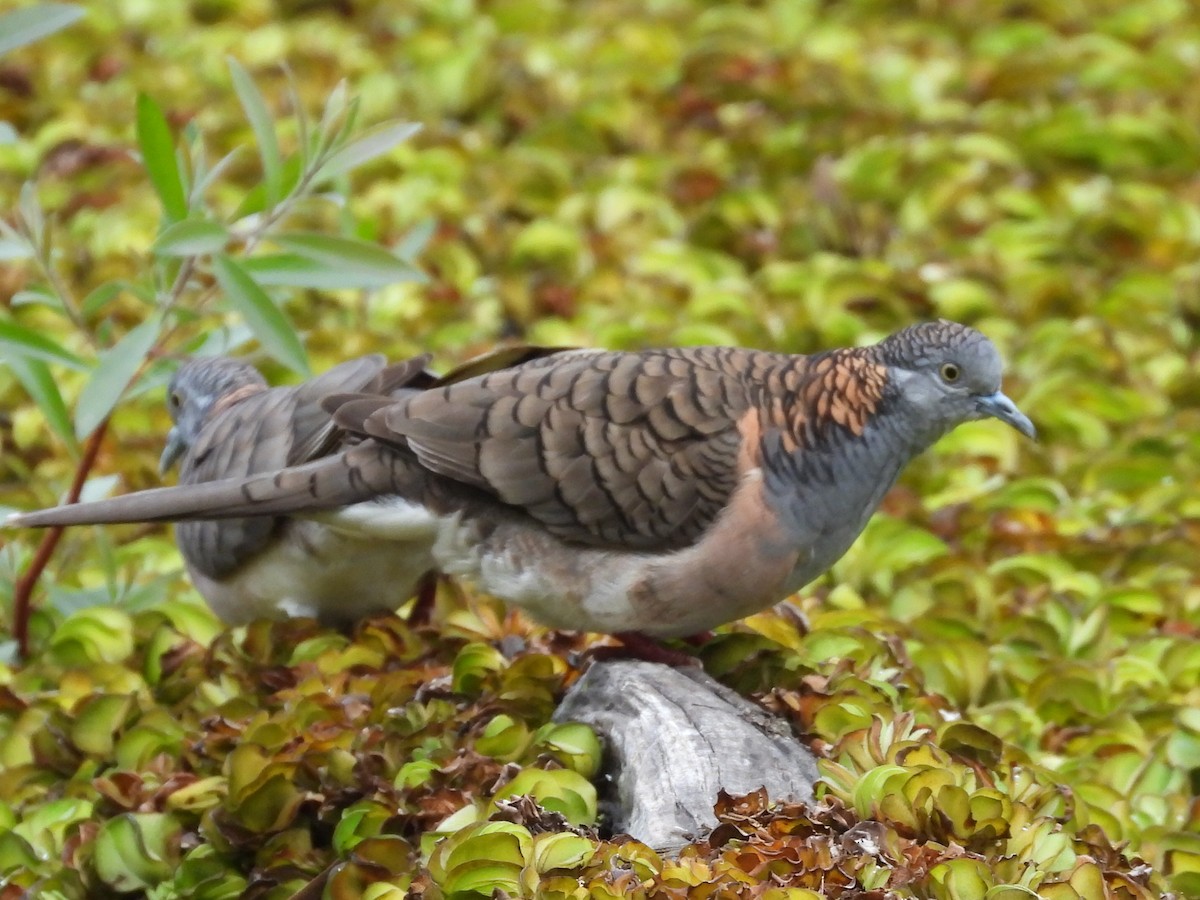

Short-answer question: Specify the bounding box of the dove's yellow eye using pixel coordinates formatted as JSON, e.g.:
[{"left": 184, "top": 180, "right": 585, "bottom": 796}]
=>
[{"left": 940, "top": 363, "right": 961, "bottom": 383}]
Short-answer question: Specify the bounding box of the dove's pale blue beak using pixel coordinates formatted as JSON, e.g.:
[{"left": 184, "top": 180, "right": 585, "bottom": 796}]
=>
[
  {"left": 976, "top": 391, "right": 1036, "bottom": 440},
  {"left": 159, "top": 427, "right": 186, "bottom": 474}
]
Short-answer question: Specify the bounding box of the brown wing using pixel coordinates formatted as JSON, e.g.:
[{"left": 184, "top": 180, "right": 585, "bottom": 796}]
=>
[
  {"left": 178, "top": 355, "right": 405, "bottom": 579},
  {"left": 434, "top": 344, "right": 572, "bottom": 386},
  {"left": 356, "top": 347, "right": 763, "bottom": 550},
  {"left": 283, "top": 355, "right": 404, "bottom": 463}
]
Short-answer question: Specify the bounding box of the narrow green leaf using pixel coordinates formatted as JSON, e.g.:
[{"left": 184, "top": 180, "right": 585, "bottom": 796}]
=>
[
  {"left": 212, "top": 254, "right": 309, "bottom": 375},
  {"left": 282, "top": 63, "right": 310, "bottom": 172},
  {"left": 11, "top": 289, "right": 62, "bottom": 310},
  {"left": 231, "top": 154, "right": 303, "bottom": 222},
  {"left": 0, "top": 237, "right": 32, "bottom": 260},
  {"left": 0, "top": 4, "right": 84, "bottom": 57},
  {"left": 0, "top": 319, "right": 87, "bottom": 370},
  {"left": 151, "top": 219, "right": 230, "bottom": 257},
  {"left": 240, "top": 253, "right": 346, "bottom": 288},
  {"left": 192, "top": 146, "right": 242, "bottom": 204},
  {"left": 395, "top": 217, "right": 437, "bottom": 262},
  {"left": 80, "top": 282, "right": 125, "bottom": 317},
  {"left": 6, "top": 355, "right": 76, "bottom": 450},
  {"left": 314, "top": 121, "right": 422, "bottom": 183},
  {"left": 187, "top": 323, "right": 254, "bottom": 358},
  {"left": 227, "top": 57, "right": 282, "bottom": 204},
  {"left": 241, "top": 251, "right": 426, "bottom": 289},
  {"left": 274, "top": 233, "right": 426, "bottom": 287},
  {"left": 18, "top": 182, "right": 44, "bottom": 249},
  {"left": 122, "top": 357, "right": 175, "bottom": 401},
  {"left": 136, "top": 94, "right": 187, "bottom": 222},
  {"left": 314, "top": 79, "right": 351, "bottom": 158},
  {"left": 74, "top": 318, "right": 161, "bottom": 438}
]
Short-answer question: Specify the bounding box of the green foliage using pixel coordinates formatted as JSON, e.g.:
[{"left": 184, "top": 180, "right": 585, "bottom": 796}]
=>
[
  {"left": 1, "top": 0, "right": 1199, "bottom": 895},
  {"left": 0, "top": 609, "right": 606, "bottom": 896},
  {"left": 0, "top": 4, "right": 82, "bottom": 144},
  {"left": 1, "top": 53, "right": 424, "bottom": 462}
]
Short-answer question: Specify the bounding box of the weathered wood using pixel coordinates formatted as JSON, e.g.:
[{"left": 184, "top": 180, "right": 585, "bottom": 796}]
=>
[{"left": 554, "top": 660, "right": 819, "bottom": 852}]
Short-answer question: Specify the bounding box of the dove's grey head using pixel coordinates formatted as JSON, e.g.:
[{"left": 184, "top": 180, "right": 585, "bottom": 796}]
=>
[
  {"left": 877, "top": 321, "right": 1035, "bottom": 443},
  {"left": 160, "top": 358, "right": 267, "bottom": 473}
]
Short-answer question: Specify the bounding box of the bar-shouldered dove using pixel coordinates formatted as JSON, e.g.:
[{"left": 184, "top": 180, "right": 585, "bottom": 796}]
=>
[
  {"left": 145, "top": 353, "right": 430, "bottom": 623},
  {"left": 11, "top": 321, "right": 1034, "bottom": 637},
  {"left": 13, "top": 348, "right": 555, "bottom": 624}
]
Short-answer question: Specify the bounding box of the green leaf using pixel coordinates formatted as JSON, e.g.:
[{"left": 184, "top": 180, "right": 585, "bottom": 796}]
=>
[
  {"left": 231, "top": 154, "right": 303, "bottom": 222},
  {"left": 227, "top": 57, "right": 282, "bottom": 204},
  {"left": 272, "top": 233, "right": 426, "bottom": 287},
  {"left": 6, "top": 355, "right": 76, "bottom": 449},
  {"left": 314, "top": 79, "right": 352, "bottom": 156},
  {"left": 428, "top": 822, "right": 531, "bottom": 896},
  {"left": 48, "top": 607, "right": 135, "bottom": 666},
  {"left": 136, "top": 94, "right": 187, "bottom": 222},
  {"left": 71, "top": 693, "right": 136, "bottom": 755},
  {"left": 852, "top": 765, "right": 910, "bottom": 819},
  {"left": 80, "top": 282, "right": 125, "bottom": 317},
  {"left": 451, "top": 642, "right": 506, "bottom": 695},
  {"left": 0, "top": 318, "right": 87, "bottom": 370},
  {"left": 74, "top": 318, "right": 161, "bottom": 438},
  {"left": 0, "top": 3, "right": 84, "bottom": 57},
  {"left": 11, "top": 288, "right": 61, "bottom": 309},
  {"left": 532, "top": 832, "right": 595, "bottom": 873},
  {"left": 0, "top": 832, "right": 41, "bottom": 874},
  {"left": 186, "top": 322, "right": 254, "bottom": 358},
  {"left": 92, "top": 813, "right": 180, "bottom": 892},
  {"left": 191, "top": 146, "right": 242, "bottom": 204},
  {"left": 281, "top": 63, "right": 310, "bottom": 169},
  {"left": 475, "top": 715, "right": 533, "bottom": 761},
  {"left": 238, "top": 253, "right": 353, "bottom": 288},
  {"left": 212, "top": 254, "right": 309, "bottom": 375},
  {"left": 314, "top": 120, "right": 422, "bottom": 183},
  {"left": 493, "top": 768, "right": 597, "bottom": 825},
  {"left": 151, "top": 219, "right": 230, "bottom": 257},
  {"left": 395, "top": 217, "right": 437, "bottom": 262},
  {"left": 10, "top": 796, "right": 93, "bottom": 860},
  {"left": 537, "top": 722, "right": 602, "bottom": 778},
  {"left": 19, "top": 181, "right": 44, "bottom": 248},
  {"left": 0, "top": 237, "right": 32, "bottom": 260}
]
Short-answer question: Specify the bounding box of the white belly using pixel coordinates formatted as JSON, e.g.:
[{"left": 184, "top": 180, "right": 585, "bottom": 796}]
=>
[
  {"left": 187, "top": 494, "right": 815, "bottom": 638},
  {"left": 189, "top": 511, "right": 436, "bottom": 625}
]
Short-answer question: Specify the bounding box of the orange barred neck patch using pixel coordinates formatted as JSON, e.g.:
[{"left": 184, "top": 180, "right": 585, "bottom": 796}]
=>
[
  {"left": 208, "top": 383, "right": 269, "bottom": 419},
  {"left": 803, "top": 352, "right": 889, "bottom": 437},
  {"left": 759, "top": 350, "right": 890, "bottom": 452}
]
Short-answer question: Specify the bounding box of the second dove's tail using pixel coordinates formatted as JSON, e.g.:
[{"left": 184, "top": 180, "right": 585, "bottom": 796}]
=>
[{"left": 7, "top": 444, "right": 411, "bottom": 528}]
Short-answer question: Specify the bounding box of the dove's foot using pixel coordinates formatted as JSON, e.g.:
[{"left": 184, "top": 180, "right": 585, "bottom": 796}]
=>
[
  {"left": 585, "top": 631, "right": 703, "bottom": 668},
  {"left": 406, "top": 571, "right": 439, "bottom": 626}
]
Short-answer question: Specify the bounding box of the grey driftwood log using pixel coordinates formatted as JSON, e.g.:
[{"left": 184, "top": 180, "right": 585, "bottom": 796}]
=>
[{"left": 553, "top": 659, "right": 819, "bottom": 852}]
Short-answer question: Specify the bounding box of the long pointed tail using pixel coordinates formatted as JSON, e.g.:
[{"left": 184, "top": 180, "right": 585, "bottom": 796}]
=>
[{"left": 7, "top": 444, "right": 409, "bottom": 528}]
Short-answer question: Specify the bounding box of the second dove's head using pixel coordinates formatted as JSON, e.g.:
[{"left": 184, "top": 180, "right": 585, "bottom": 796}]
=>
[{"left": 160, "top": 358, "right": 267, "bottom": 473}]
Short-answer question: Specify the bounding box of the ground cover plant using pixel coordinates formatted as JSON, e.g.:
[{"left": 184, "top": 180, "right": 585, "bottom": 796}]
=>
[{"left": 1, "top": 0, "right": 1198, "bottom": 896}]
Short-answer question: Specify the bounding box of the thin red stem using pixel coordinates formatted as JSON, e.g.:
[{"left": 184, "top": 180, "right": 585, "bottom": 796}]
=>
[{"left": 12, "top": 417, "right": 111, "bottom": 660}]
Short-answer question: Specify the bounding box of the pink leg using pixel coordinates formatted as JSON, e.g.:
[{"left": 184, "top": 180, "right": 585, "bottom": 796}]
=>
[
  {"left": 407, "top": 571, "right": 438, "bottom": 626},
  {"left": 586, "top": 631, "right": 702, "bottom": 667}
]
